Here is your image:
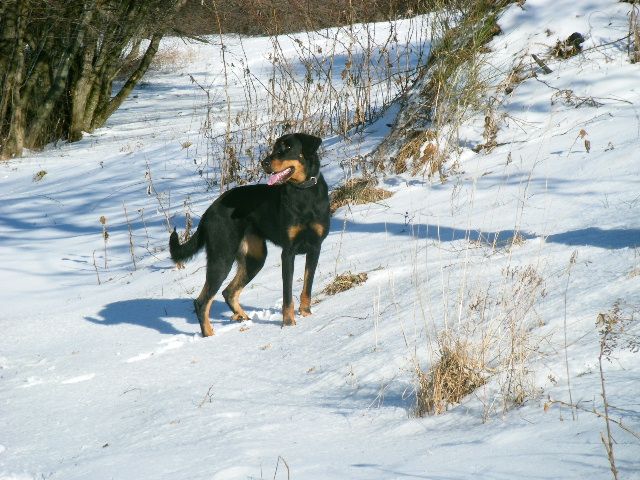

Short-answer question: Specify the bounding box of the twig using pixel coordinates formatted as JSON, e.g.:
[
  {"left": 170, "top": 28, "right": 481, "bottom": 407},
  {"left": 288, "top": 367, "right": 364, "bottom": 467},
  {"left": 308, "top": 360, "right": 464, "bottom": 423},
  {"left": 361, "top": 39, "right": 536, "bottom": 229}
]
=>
[
  {"left": 548, "top": 400, "right": 640, "bottom": 440},
  {"left": 581, "top": 33, "right": 632, "bottom": 53},
  {"left": 92, "top": 250, "right": 101, "bottom": 285},
  {"left": 531, "top": 54, "right": 552, "bottom": 74},
  {"left": 197, "top": 384, "right": 215, "bottom": 408},
  {"left": 563, "top": 251, "right": 578, "bottom": 420},
  {"left": 144, "top": 159, "right": 172, "bottom": 233},
  {"left": 599, "top": 328, "right": 619, "bottom": 480},
  {"left": 123, "top": 202, "right": 137, "bottom": 270},
  {"left": 273, "top": 456, "right": 290, "bottom": 480},
  {"left": 99, "top": 215, "right": 108, "bottom": 269}
]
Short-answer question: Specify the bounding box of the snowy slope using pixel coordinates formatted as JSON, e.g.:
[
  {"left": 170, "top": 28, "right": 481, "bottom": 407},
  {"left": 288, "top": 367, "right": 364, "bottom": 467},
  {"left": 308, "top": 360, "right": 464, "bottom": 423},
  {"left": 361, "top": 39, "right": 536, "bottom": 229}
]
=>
[{"left": 1, "top": 1, "right": 639, "bottom": 479}]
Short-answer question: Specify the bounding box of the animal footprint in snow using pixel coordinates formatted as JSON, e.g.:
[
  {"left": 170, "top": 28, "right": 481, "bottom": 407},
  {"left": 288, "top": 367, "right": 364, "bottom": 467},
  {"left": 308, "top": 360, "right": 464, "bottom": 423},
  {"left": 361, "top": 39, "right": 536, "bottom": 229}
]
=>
[
  {"left": 61, "top": 373, "right": 95, "bottom": 384},
  {"left": 125, "top": 336, "right": 186, "bottom": 363}
]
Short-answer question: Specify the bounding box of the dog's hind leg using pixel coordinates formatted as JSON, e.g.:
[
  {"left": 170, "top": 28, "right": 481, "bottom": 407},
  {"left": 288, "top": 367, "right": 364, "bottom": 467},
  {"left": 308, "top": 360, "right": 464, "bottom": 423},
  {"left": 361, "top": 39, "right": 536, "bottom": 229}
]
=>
[
  {"left": 194, "top": 281, "right": 215, "bottom": 337},
  {"left": 222, "top": 234, "right": 267, "bottom": 321},
  {"left": 194, "top": 255, "right": 235, "bottom": 337}
]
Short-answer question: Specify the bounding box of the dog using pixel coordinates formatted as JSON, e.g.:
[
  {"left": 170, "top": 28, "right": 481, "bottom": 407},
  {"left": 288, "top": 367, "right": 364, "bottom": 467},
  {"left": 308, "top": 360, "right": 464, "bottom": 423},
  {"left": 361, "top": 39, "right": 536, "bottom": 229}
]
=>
[{"left": 169, "top": 133, "right": 330, "bottom": 337}]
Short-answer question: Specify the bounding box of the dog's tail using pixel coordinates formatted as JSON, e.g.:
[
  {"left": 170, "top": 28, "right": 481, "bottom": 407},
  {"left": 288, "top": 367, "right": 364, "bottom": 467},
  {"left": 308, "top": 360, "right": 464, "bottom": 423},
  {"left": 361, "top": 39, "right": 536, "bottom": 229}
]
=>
[{"left": 169, "top": 225, "right": 205, "bottom": 264}]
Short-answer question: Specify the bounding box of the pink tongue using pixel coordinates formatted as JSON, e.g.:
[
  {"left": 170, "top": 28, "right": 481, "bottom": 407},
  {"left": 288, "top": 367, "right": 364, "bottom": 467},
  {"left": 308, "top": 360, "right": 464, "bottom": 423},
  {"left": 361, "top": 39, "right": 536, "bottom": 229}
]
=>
[{"left": 267, "top": 167, "right": 293, "bottom": 186}]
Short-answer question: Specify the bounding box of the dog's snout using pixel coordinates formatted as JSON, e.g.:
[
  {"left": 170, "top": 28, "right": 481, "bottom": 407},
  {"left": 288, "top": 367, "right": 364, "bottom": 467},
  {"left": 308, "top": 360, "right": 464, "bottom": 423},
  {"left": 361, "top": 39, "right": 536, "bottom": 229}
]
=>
[{"left": 261, "top": 156, "right": 272, "bottom": 171}]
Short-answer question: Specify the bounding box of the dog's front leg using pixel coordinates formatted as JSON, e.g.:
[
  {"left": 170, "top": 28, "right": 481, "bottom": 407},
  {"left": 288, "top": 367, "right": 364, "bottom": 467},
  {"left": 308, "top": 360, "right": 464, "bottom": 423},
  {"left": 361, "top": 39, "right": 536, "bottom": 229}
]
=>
[{"left": 281, "top": 248, "right": 296, "bottom": 326}]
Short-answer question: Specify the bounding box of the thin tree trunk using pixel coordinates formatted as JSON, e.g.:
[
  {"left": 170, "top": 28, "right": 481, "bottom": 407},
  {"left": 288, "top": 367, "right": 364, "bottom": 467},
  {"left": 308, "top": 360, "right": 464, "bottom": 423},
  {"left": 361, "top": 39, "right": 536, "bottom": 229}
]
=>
[
  {"left": 69, "top": 37, "right": 98, "bottom": 142},
  {"left": 90, "top": 33, "right": 163, "bottom": 130},
  {"left": 79, "top": 29, "right": 124, "bottom": 131}
]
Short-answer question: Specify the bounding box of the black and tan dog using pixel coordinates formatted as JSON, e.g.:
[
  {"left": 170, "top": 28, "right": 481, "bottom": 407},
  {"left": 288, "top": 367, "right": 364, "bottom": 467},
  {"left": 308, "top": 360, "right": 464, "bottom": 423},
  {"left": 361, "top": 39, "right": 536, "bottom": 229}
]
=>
[{"left": 169, "top": 133, "right": 330, "bottom": 336}]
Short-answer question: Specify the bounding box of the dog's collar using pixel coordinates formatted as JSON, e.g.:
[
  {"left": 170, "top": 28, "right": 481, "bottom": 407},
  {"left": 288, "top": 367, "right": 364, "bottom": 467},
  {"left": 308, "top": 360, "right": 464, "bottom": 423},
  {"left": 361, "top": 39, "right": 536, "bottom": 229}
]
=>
[{"left": 289, "top": 176, "right": 318, "bottom": 189}]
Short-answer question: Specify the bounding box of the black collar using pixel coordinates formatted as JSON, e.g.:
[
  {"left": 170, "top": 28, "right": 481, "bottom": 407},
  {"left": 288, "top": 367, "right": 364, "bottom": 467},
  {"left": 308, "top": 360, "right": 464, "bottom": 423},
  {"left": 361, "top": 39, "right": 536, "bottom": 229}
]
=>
[{"left": 289, "top": 176, "right": 318, "bottom": 189}]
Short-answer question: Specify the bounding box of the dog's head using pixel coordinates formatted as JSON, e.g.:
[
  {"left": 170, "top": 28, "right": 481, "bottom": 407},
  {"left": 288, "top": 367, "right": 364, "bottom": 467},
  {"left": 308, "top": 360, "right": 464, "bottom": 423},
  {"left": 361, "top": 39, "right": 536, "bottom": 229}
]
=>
[{"left": 261, "top": 133, "right": 322, "bottom": 186}]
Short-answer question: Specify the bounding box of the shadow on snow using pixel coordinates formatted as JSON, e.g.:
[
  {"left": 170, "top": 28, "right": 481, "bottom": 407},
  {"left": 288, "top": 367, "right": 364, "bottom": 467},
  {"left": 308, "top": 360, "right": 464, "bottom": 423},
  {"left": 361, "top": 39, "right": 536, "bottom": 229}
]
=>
[
  {"left": 85, "top": 297, "right": 278, "bottom": 335},
  {"left": 334, "top": 218, "right": 640, "bottom": 250}
]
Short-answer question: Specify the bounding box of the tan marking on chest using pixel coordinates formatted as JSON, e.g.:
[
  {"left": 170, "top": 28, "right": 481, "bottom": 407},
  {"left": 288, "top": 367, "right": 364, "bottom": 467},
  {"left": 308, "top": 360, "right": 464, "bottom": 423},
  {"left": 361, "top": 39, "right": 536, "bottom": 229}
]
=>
[
  {"left": 310, "top": 222, "right": 325, "bottom": 237},
  {"left": 288, "top": 223, "right": 326, "bottom": 241},
  {"left": 288, "top": 225, "right": 304, "bottom": 241}
]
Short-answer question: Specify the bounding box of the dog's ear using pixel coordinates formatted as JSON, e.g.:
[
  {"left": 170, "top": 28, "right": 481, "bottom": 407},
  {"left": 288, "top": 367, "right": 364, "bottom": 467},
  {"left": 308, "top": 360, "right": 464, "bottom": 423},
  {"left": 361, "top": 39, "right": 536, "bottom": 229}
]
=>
[{"left": 297, "top": 133, "right": 322, "bottom": 158}]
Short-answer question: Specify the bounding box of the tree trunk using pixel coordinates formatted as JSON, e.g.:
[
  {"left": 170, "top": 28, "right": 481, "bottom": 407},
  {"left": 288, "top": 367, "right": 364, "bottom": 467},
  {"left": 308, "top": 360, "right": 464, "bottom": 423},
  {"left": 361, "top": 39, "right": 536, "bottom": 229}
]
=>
[
  {"left": 90, "top": 33, "right": 163, "bottom": 130},
  {"left": 1, "top": 0, "right": 27, "bottom": 159},
  {"left": 69, "top": 35, "right": 98, "bottom": 142},
  {"left": 26, "top": 0, "right": 97, "bottom": 148}
]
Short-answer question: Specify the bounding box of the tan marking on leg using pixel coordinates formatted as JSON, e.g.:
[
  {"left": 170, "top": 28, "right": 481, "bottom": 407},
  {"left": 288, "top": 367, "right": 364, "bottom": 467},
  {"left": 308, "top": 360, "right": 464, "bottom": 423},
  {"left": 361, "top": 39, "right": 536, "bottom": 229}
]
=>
[
  {"left": 310, "top": 222, "right": 325, "bottom": 238},
  {"left": 222, "top": 263, "right": 250, "bottom": 321},
  {"left": 244, "top": 234, "right": 265, "bottom": 258},
  {"left": 282, "top": 303, "right": 296, "bottom": 326},
  {"left": 287, "top": 225, "right": 304, "bottom": 242},
  {"left": 222, "top": 234, "right": 265, "bottom": 321},
  {"left": 199, "top": 296, "right": 215, "bottom": 336},
  {"left": 194, "top": 281, "right": 215, "bottom": 336},
  {"left": 269, "top": 159, "right": 307, "bottom": 183},
  {"left": 299, "top": 268, "right": 312, "bottom": 317}
]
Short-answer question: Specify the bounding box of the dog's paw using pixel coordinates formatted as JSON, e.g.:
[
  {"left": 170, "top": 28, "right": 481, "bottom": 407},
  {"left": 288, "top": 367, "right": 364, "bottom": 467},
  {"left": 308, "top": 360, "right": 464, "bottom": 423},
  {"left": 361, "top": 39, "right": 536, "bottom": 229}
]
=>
[
  {"left": 231, "top": 312, "right": 250, "bottom": 321},
  {"left": 282, "top": 317, "right": 297, "bottom": 327},
  {"left": 299, "top": 307, "right": 312, "bottom": 317}
]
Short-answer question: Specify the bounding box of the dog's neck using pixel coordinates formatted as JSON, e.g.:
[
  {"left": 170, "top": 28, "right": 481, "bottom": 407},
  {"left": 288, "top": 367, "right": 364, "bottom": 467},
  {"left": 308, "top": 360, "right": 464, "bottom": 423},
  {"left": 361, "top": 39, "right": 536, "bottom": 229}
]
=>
[{"left": 289, "top": 176, "right": 318, "bottom": 189}]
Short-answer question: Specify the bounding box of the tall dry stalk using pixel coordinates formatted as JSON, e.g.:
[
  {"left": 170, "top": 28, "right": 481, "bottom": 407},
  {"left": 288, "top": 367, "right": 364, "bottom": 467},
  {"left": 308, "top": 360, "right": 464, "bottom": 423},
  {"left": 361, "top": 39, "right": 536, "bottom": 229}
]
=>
[
  {"left": 630, "top": 4, "right": 640, "bottom": 63},
  {"left": 563, "top": 250, "right": 578, "bottom": 420},
  {"left": 195, "top": 11, "right": 433, "bottom": 185}
]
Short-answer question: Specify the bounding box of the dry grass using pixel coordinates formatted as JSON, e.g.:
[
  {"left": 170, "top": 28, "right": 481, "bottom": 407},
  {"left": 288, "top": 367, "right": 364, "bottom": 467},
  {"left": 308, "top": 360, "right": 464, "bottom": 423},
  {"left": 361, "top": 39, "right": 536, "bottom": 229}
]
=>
[
  {"left": 32, "top": 170, "right": 47, "bottom": 182},
  {"left": 150, "top": 45, "right": 195, "bottom": 72},
  {"left": 415, "top": 338, "right": 486, "bottom": 416},
  {"left": 322, "top": 271, "right": 368, "bottom": 296},
  {"left": 119, "top": 45, "right": 194, "bottom": 80},
  {"left": 550, "top": 33, "right": 585, "bottom": 59},
  {"left": 394, "top": 130, "right": 442, "bottom": 177},
  {"left": 329, "top": 178, "right": 393, "bottom": 214},
  {"left": 415, "top": 264, "right": 546, "bottom": 418}
]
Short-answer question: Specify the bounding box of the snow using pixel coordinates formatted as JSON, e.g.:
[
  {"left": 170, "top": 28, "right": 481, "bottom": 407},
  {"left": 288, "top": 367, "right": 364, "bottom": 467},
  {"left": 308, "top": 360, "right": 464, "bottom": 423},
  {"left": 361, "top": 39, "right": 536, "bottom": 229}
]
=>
[{"left": 1, "top": 1, "right": 639, "bottom": 479}]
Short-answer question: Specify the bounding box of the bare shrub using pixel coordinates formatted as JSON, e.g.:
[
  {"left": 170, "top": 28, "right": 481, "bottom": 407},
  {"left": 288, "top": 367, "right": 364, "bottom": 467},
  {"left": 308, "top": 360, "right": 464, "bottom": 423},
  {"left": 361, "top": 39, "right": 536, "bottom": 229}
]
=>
[
  {"left": 193, "top": 9, "right": 434, "bottom": 187},
  {"left": 372, "top": 0, "right": 511, "bottom": 175},
  {"left": 415, "top": 336, "right": 486, "bottom": 416},
  {"left": 547, "top": 302, "right": 639, "bottom": 480},
  {"left": 416, "top": 264, "right": 546, "bottom": 417}
]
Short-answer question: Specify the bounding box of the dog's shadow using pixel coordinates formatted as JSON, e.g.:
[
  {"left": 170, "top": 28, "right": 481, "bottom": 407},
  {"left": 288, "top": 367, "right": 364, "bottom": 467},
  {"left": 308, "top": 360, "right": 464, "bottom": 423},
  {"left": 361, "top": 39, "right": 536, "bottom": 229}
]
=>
[{"left": 85, "top": 298, "right": 280, "bottom": 335}]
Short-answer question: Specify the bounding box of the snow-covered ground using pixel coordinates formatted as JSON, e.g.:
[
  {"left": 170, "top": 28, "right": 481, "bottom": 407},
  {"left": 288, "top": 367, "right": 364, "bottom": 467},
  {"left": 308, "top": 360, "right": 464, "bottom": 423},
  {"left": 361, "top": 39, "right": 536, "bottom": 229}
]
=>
[{"left": 1, "top": 1, "right": 639, "bottom": 479}]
